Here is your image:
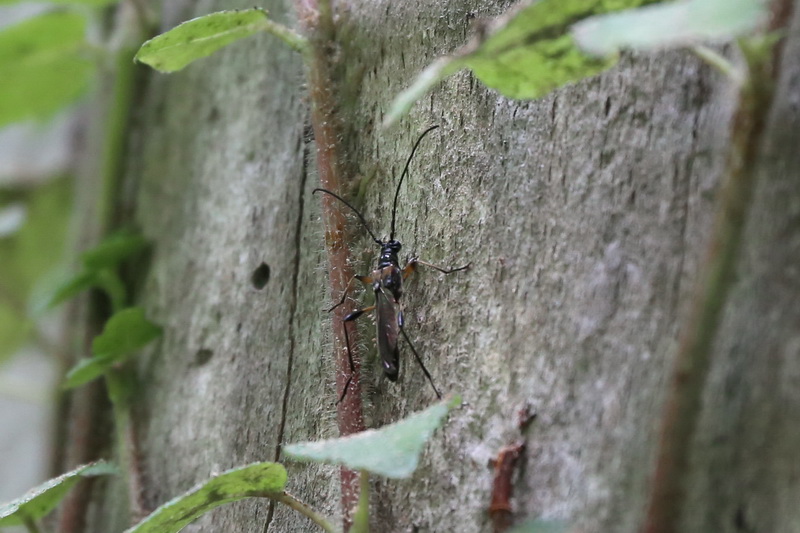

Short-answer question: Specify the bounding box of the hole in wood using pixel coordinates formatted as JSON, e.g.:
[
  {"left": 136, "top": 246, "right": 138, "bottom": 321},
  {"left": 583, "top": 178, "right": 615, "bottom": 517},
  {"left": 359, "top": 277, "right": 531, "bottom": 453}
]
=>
[{"left": 251, "top": 262, "right": 271, "bottom": 290}]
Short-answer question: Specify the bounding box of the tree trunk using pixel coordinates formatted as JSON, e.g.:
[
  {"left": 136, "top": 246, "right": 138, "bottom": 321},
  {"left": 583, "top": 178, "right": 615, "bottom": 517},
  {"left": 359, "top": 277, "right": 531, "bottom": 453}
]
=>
[{"left": 63, "top": 1, "right": 800, "bottom": 532}]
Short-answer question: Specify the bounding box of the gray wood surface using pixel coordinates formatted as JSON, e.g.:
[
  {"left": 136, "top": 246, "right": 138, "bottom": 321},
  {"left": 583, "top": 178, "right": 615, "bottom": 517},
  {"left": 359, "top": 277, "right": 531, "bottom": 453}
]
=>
[{"left": 75, "top": 1, "right": 800, "bottom": 532}]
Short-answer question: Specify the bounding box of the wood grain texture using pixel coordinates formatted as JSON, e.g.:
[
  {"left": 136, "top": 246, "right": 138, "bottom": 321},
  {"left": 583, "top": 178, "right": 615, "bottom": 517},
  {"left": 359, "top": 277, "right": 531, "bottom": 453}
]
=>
[{"left": 72, "top": 1, "right": 800, "bottom": 532}]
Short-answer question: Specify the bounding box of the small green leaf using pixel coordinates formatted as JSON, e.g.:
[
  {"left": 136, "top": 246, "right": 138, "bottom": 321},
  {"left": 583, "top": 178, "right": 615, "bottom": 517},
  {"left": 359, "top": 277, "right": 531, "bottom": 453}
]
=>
[
  {"left": 0, "top": 11, "right": 93, "bottom": 126},
  {"left": 92, "top": 307, "right": 162, "bottom": 359},
  {"left": 124, "top": 462, "right": 287, "bottom": 533},
  {"left": 0, "top": 10, "right": 85, "bottom": 66},
  {"left": 573, "top": 0, "right": 767, "bottom": 56},
  {"left": 80, "top": 230, "right": 148, "bottom": 270},
  {"left": 46, "top": 271, "right": 99, "bottom": 309},
  {"left": 63, "top": 355, "right": 111, "bottom": 389},
  {"left": 64, "top": 307, "right": 161, "bottom": 388},
  {"left": 0, "top": 461, "right": 117, "bottom": 526},
  {"left": 508, "top": 519, "right": 570, "bottom": 533},
  {"left": 385, "top": 0, "right": 657, "bottom": 126},
  {"left": 285, "top": 396, "right": 460, "bottom": 479},
  {"left": 134, "top": 9, "right": 270, "bottom": 73}
]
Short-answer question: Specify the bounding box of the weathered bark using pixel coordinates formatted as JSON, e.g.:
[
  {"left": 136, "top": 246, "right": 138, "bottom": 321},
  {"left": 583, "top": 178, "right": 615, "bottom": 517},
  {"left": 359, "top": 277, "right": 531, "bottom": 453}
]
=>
[{"left": 63, "top": 1, "right": 800, "bottom": 532}]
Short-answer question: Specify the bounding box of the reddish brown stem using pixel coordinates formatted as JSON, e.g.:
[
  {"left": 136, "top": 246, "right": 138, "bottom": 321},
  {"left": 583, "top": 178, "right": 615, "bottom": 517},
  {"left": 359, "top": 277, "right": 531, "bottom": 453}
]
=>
[
  {"left": 640, "top": 4, "right": 794, "bottom": 533},
  {"left": 294, "top": 1, "right": 366, "bottom": 528},
  {"left": 489, "top": 442, "right": 525, "bottom": 533}
]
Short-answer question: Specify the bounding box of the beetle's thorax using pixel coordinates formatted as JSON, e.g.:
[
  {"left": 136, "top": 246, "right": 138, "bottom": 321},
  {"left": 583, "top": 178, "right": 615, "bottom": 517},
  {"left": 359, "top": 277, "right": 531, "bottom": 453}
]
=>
[
  {"left": 377, "top": 240, "right": 402, "bottom": 269},
  {"left": 375, "top": 264, "right": 403, "bottom": 300}
]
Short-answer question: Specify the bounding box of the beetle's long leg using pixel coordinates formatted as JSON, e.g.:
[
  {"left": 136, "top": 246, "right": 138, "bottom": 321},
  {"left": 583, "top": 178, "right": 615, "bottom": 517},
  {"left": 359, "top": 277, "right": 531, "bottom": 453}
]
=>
[
  {"left": 402, "top": 259, "right": 470, "bottom": 279},
  {"left": 328, "top": 274, "right": 373, "bottom": 313},
  {"left": 398, "top": 318, "right": 442, "bottom": 399},
  {"left": 337, "top": 304, "right": 375, "bottom": 404}
]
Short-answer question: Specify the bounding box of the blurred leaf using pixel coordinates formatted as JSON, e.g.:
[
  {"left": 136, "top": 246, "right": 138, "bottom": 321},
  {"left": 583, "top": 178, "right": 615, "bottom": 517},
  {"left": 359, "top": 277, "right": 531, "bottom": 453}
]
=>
[
  {"left": 0, "top": 10, "right": 84, "bottom": 65},
  {"left": 124, "top": 463, "right": 287, "bottom": 533},
  {"left": 92, "top": 307, "right": 161, "bottom": 358},
  {"left": 44, "top": 230, "right": 146, "bottom": 310},
  {"left": 285, "top": 396, "right": 460, "bottom": 478},
  {"left": 387, "top": 0, "right": 766, "bottom": 125},
  {"left": 135, "top": 9, "right": 270, "bottom": 73},
  {"left": 0, "top": 461, "right": 116, "bottom": 526},
  {"left": 573, "top": 0, "right": 767, "bottom": 56},
  {"left": 0, "top": 11, "right": 93, "bottom": 126},
  {"left": 63, "top": 354, "right": 110, "bottom": 389},
  {"left": 46, "top": 270, "right": 99, "bottom": 309},
  {"left": 385, "top": 0, "right": 651, "bottom": 125},
  {"left": 0, "top": 179, "right": 71, "bottom": 360},
  {"left": 80, "top": 229, "right": 148, "bottom": 270},
  {"left": 10, "top": 178, "right": 72, "bottom": 291},
  {"left": 64, "top": 307, "right": 161, "bottom": 388}
]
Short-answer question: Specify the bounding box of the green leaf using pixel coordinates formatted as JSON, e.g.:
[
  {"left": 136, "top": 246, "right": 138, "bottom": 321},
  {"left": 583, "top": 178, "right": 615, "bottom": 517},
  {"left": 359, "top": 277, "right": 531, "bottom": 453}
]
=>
[
  {"left": 64, "top": 307, "right": 161, "bottom": 388},
  {"left": 80, "top": 229, "right": 148, "bottom": 270},
  {"left": 385, "top": 0, "right": 659, "bottom": 126},
  {"left": 63, "top": 355, "right": 111, "bottom": 389},
  {"left": 0, "top": 178, "right": 72, "bottom": 359},
  {"left": 508, "top": 519, "right": 570, "bottom": 533},
  {"left": 573, "top": 0, "right": 767, "bottom": 56},
  {"left": 285, "top": 396, "right": 460, "bottom": 479},
  {"left": 92, "top": 307, "right": 162, "bottom": 358},
  {"left": 134, "top": 9, "right": 270, "bottom": 73},
  {"left": 46, "top": 270, "right": 99, "bottom": 309},
  {"left": 0, "top": 461, "right": 117, "bottom": 526},
  {"left": 0, "top": 11, "right": 93, "bottom": 126},
  {"left": 44, "top": 229, "right": 145, "bottom": 310},
  {"left": 124, "top": 462, "right": 287, "bottom": 533}
]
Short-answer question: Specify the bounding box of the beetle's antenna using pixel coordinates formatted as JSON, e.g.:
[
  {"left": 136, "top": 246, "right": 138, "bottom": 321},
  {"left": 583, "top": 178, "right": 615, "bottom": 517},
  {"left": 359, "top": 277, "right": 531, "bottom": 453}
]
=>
[
  {"left": 390, "top": 125, "right": 439, "bottom": 241},
  {"left": 313, "top": 188, "right": 381, "bottom": 244}
]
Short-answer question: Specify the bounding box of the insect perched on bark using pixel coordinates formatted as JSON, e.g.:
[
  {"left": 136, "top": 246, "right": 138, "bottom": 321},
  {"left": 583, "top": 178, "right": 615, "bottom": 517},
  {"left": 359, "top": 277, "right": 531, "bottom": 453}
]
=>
[{"left": 314, "top": 125, "right": 469, "bottom": 403}]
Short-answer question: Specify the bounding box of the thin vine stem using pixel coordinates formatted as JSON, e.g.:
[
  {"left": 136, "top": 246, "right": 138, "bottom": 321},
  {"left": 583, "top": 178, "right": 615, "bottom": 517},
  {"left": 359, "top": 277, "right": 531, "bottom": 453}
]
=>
[
  {"left": 273, "top": 491, "right": 341, "bottom": 533},
  {"left": 292, "top": 0, "right": 367, "bottom": 528},
  {"left": 640, "top": 4, "right": 794, "bottom": 531}
]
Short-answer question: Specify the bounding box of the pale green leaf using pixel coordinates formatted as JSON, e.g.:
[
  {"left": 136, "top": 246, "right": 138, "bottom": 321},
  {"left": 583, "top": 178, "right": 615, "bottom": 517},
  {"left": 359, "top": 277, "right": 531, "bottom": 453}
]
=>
[
  {"left": 0, "top": 179, "right": 72, "bottom": 358},
  {"left": 0, "top": 11, "right": 92, "bottom": 126},
  {"left": 46, "top": 271, "right": 99, "bottom": 309},
  {"left": 63, "top": 355, "right": 110, "bottom": 389},
  {"left": 92, "top": 307, "right": 161, "bottom": 359},
  {"left": 285, "top": 396, "right": 460, "bottom": 478},
  {"left": 134, "top": 9, "right": 270, "bottom": 73},
  {"left": 385, "top": 0, "right": 659, "bottom": 126},
  {"left": 80, "top": 229, "right": 148, "bottom": 270},
  {"left": 124, "top": 463, "right": 287, "bottom": 533},
  {"left": 573, "top": 0, "right": 767, "bottom": 56},
  {"left": 64, "top": 307, "right": 161, "bottom": 388},
  {"left": 0, "top": 461, "right": 117, "bottom": 526}
]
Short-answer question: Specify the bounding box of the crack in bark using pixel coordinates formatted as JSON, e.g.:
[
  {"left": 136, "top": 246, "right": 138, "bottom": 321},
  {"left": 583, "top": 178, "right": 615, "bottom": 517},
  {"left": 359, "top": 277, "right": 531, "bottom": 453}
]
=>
[{"left": 263, "top": 124, "right": 310, "bottom": 533}]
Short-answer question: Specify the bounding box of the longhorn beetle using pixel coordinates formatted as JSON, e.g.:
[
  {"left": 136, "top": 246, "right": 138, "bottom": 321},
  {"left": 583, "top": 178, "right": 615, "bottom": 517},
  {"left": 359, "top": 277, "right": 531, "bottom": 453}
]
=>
[{"left": 314, "top": 125, "right": 469, "bottom": 403}]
